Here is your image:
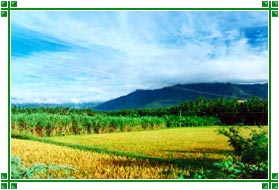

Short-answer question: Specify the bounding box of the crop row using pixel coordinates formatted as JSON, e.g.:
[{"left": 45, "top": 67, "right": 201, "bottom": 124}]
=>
[
  {"left": 12, "top": 112, "right": 222, "bottom": 137},
  {"left": 12, "top": 113, "right": 166, "bottom": 136}
]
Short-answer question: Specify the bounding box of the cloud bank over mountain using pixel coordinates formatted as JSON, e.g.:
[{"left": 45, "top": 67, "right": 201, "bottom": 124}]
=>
[{"left": 11, "top": 11, "right": 268, "bottom": 103}]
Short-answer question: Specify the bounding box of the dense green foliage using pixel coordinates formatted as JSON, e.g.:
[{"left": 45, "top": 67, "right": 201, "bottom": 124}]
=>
[
  {"left": 164, "top": 115, "right": 220, "bottom": 127},
  {"left": 190, "top": 126, "right": 268, "bottom": 179},
  {"left": 105, "top": 97, "right": 267, "bottom": 125},
  {"left": 191, "top": 157, "right": 268, "bottom": 179},
  {"left": 11, "top": 156, "right": 75, "bottom": 179},
  {"left": 12, "top": 113, "right": 220, "bottom": 137},
  {"left": 218, "top": 127, "right": 268, "bottom": 165},
  {"left": 176, "top": 98, "right": 267, "bottom": 125},
  {"left": 12, "top": 97, "right": 267, "bottom": 137},
  {"left": 12, "top": 114, "right": 166, "bottom": 136}
]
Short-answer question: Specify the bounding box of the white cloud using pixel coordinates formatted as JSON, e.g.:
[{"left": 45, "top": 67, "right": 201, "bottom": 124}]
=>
[{"left": 11, "top": 11, "right": 268, "bottom": 103}]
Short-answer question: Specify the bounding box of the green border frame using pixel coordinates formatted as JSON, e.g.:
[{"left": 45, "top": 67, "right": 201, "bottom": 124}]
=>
[{"left": 1, "top": 0, "right": 278, "bottom": 189}]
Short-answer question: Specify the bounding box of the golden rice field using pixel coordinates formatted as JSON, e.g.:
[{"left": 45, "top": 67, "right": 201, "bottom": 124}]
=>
[
  {"left": 12, "top": 126, "right": 265, "bottom": 179},
  {"left": 47, "top": 127, "right": 240, "bottom": 160},
  {"left": 12, "top": 139, "right": 188, "bottom": 179}
]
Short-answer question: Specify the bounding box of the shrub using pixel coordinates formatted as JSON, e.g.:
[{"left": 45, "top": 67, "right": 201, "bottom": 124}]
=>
[
  {"left": 218, "top": 126, "right": 268, "bottom": 164},
  {"left": 191, "top": 156, "right": 267, "bottom": 179},
  {"left": 11, "top": 156, "right": 75, "bottom": 179},
  {"left": 189, "top": 126, "right": 268, "bottom": 179}
]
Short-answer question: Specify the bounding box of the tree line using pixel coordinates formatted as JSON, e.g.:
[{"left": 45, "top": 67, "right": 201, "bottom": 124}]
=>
[{"left": 12, "top": 97, "right": 268, "bottom": 126}]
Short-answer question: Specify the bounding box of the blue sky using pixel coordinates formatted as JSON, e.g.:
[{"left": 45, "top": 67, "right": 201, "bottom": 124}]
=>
[{"left": 11, "top": 11, "right": 268, "bottom": 103}]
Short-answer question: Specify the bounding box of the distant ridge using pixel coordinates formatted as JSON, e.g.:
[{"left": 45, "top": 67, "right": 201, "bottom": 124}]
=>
[
  {"left": 96, "top": 83, "right": 268, "bottom": 111},
  {"left": 12, "top": 102, "right": 102, "bottom": 109}
]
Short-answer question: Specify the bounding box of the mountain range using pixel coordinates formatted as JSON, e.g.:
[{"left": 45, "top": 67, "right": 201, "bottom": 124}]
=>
[
  {"left": 12, "top": 83, "right": 268, "bottom": 111},
  {"left": 95, "top": 83, "right": 268, "bottom": 110}
]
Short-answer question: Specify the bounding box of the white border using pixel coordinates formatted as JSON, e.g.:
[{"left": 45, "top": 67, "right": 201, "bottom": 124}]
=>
[{"left": 0, "top": 0, "right": 278, "bottom": 190}]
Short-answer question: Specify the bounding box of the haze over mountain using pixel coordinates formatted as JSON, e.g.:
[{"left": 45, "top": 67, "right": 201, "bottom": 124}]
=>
[
  {"left": 12, "top": 101, "right": 101, "bottom": 109},
  {"left": 12, "top": 12, "right": 268, "bottom": 104},
  {"left": 96, "top": 83, "right": 268, "bottom": 111}
]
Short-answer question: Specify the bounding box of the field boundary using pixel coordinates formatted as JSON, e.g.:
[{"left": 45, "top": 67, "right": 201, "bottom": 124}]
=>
[{"left": 11, "top": 133, "right": 226, "bottom": 166}]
